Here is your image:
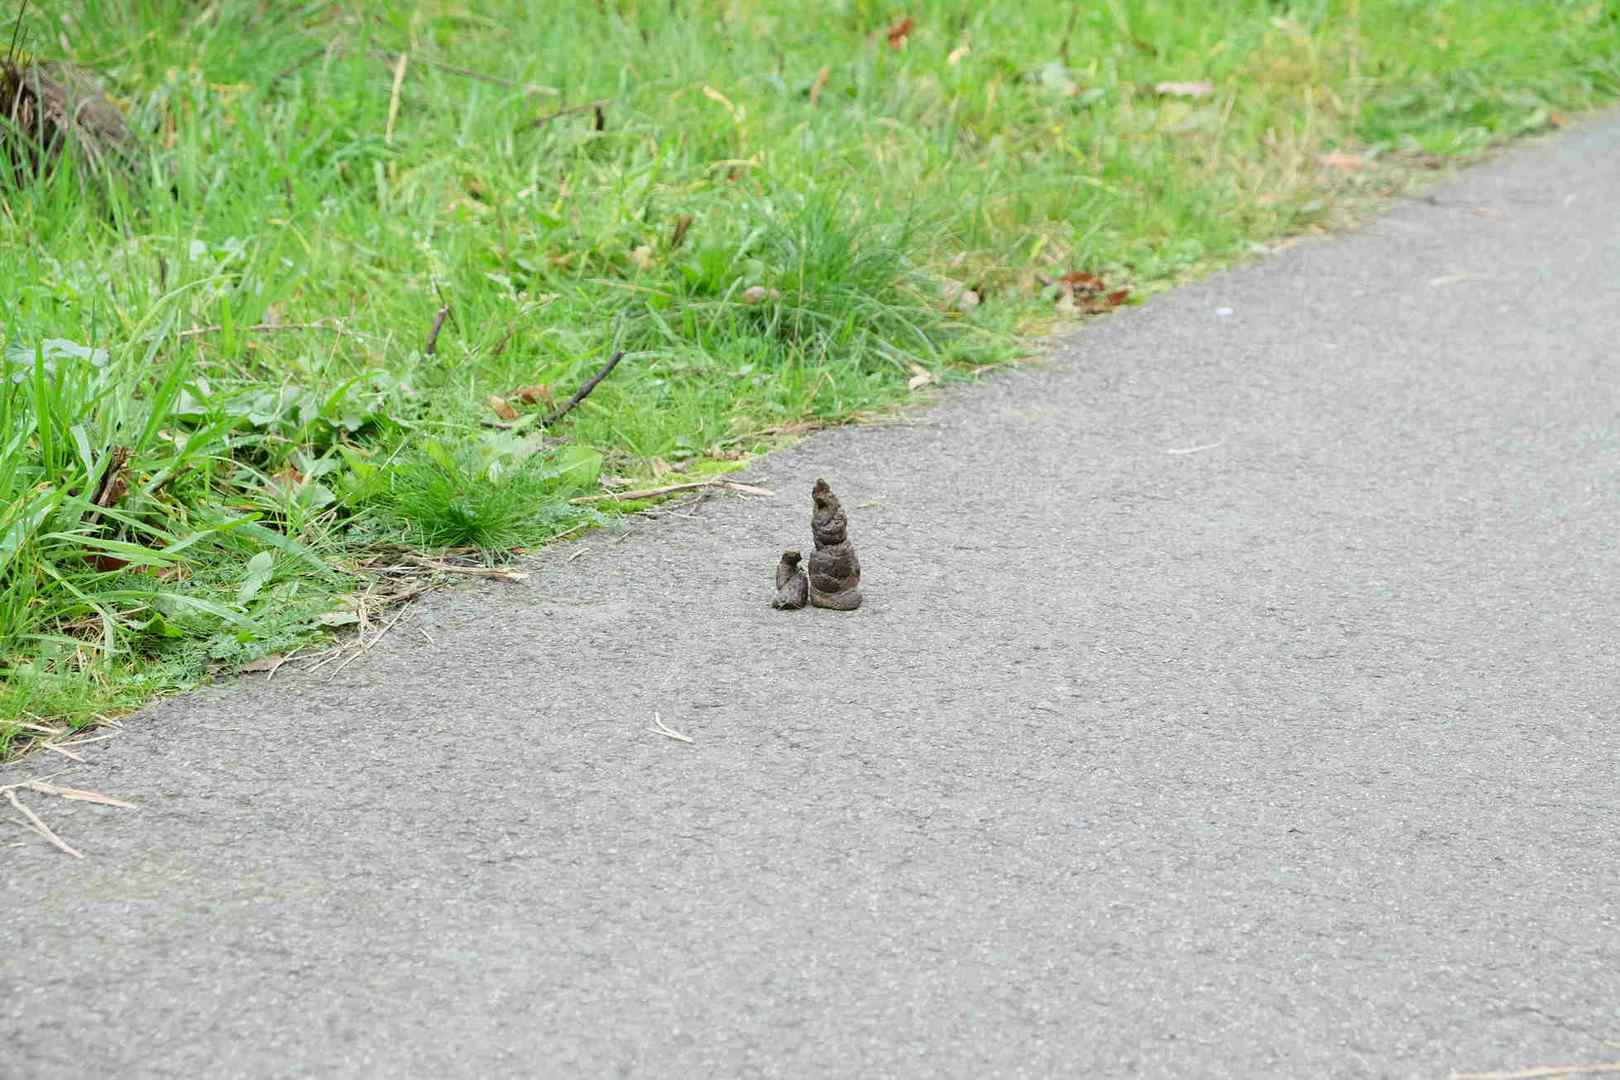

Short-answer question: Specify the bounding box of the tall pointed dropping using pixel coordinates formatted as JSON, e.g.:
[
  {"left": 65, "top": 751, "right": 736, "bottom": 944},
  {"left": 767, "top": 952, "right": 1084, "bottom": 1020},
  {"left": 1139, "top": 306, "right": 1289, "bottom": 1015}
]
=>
[{"left": 806, "top": 479, "right": 862, "bottom": 610}]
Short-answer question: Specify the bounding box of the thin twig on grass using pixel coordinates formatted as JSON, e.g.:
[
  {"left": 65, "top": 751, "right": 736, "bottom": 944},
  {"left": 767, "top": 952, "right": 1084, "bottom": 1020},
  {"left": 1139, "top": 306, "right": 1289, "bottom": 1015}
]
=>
[
  {"left": 424, "top": 305, "right": 450, "bottom": 355},
  {"left": 570, "top": 478, "right": 773, "bottom": 504},
  {"left": 647, "top": 712, "right": 693, "bottom": 744},
  {"left": 543, "top": 350, "right": 626, "bottom": 427},
  {"left": 520, "top": 99, "right": 611, "bottom": 132},
  {"left": 272, "top": 45, "right": 327, "bottom": 83},
  {"left": 368, "top": 47, "right": 557, "bottom": 97},
  {"left": 5, "top": 789, "right": 83, "bottom": 858},
  {"left": 286, "top": 31, "right": 560, "bottom": 96}
]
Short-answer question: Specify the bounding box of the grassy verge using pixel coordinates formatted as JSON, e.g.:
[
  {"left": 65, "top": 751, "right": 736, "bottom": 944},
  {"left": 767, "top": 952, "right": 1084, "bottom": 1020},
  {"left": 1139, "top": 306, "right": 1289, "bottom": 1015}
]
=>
[{"left": 2, "top": 0, "right": 1617, "bottom": 755}]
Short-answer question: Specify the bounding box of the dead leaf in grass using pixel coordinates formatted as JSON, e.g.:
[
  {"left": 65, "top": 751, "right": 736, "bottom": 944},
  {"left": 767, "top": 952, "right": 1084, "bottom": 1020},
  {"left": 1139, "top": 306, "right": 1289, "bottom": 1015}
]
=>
[
  {"left": 940, "top": 280, "right": 981, "bottom": 312},
  {"left": 1155, "top": 80, "right": 1213, "bottom": 99},
  {"left": 740, "top": 285, "right": 781, "bottom": 304},
  {"left": 486, "top": 395, "right": 519, "bottom": 421},
  {"left": 886, "top": 17, "right": 914, "bottom": 49},
  {"left": 241, "top": 653, "right": 287, "bottom": 675},
  {"left": 1059, "top": 270, "right": 1106, "bottom": 295},
  {"left": 1319, "top": 151, "right": 1369, "bottom": 172},
  {"left": 809, "top": 66, "right": 829, "bottom": 107},
  {"left": 271, "top": 465, "right": 304, "bottom": 490},
  {"left": 907, "top": 363, "right": 935, "bottom": 391},
  {"left": 510, "top": 384, "right": 553, "bottom": 405},
  {"left": 1048, "top": 270, "right": 1131, "bottom": 313}
]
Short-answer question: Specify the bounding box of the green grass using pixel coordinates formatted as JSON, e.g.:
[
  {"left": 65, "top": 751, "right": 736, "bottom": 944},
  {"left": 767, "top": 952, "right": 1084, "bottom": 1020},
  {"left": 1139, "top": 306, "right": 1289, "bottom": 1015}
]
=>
[{"left": 2, "top": 0, "right": 1617, "bottom": 755}]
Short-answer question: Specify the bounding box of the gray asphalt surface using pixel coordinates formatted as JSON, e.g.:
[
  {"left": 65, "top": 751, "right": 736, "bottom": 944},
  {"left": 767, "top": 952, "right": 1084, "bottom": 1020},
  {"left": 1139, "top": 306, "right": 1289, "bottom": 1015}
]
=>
[{"left": 5, "top": 116, "right": 1620, "bottom": 1080}]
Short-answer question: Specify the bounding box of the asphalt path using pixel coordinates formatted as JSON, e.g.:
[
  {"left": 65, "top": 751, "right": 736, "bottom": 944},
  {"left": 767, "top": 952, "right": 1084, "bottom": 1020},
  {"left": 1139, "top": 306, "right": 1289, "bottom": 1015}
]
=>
[{"left": 4, "top": 116, "right": 1618, "bottom": 1079}]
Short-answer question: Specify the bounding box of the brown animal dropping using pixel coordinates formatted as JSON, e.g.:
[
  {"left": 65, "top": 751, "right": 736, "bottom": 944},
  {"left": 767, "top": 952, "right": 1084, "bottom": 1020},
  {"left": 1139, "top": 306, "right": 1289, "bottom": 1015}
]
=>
[
  {"left": 772, "top": 550, "right": 809, "bottom": 610},
  {"left": 806, "top": 478, "right": 862, "bottom": 610}
]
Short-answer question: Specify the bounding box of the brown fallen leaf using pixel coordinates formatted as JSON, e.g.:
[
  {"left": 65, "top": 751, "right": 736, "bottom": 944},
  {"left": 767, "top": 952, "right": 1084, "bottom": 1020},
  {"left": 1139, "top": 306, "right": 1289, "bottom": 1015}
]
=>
[
  {"left": 1155, "top": 80, "right": 1214, "bottom": 99},
  {"left": 270, "top": 465, "right": 305, "bottom": 490},
  {"left": 1319, "top": 151, "right": 1370, "bottom": 172},
  {"left": 510, "top": 384, "right": 553, "bottom": 405},
  {"left": 1547, "top": 111, "right": 1571, "bottom": 129},
  {"left": 1059, "top": 270, "right": 1106, "bottom": 295},
  {"left": 886, "top": 16, "right": 914, "bottom": 49},
  {"left": 1104, "top": 287, "right": 1130, "bottom": 307},
  {"left": 486, "top": 395, "right": 519, "bottom": 421},
  {"left": 809, "top": 66, "right": 829, "bottom": 107},
  {"left": 241, "top": 653, "right": 287, "bottom": 676}
]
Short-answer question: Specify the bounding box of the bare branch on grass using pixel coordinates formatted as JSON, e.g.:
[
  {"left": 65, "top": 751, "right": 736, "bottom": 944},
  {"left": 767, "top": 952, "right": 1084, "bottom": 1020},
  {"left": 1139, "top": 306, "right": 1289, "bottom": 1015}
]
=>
[{"left": 543, "top": 350, "right": 626, "bottom": 427}]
